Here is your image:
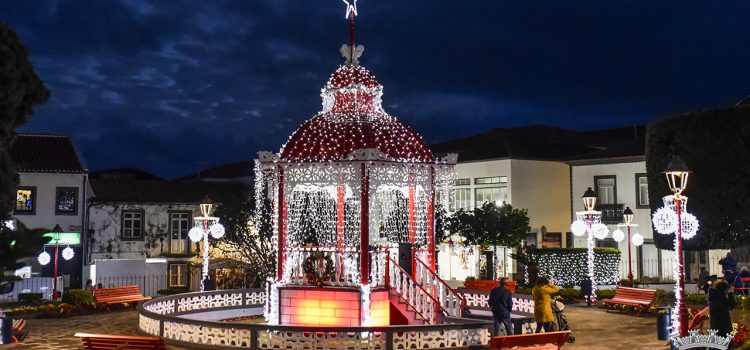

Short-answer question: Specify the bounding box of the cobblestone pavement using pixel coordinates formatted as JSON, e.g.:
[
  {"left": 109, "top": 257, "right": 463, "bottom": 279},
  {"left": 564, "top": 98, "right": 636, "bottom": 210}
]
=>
[
  {"left": 6, "top": 304, "right": 673, "bottom": 349},
  {"left": 6, "top": 309, "right": 190, "bottom": 350}
]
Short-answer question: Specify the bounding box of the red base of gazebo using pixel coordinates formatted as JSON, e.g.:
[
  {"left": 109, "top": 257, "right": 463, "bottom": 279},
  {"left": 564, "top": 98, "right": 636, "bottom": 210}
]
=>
[{"left": 279, "top": 286, "right": 390, "bottom": 326}]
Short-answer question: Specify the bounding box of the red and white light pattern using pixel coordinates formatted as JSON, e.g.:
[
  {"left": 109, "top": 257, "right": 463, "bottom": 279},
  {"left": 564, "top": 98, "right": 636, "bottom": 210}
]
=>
[{"left": 280, "top": 65, "right": 434, "bottom": 162}]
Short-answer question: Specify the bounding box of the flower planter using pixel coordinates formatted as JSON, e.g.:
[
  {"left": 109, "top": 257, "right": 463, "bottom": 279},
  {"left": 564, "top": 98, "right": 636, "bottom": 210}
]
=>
[{"left": 463, "top": 279, "right": 517, "bottom": 293}]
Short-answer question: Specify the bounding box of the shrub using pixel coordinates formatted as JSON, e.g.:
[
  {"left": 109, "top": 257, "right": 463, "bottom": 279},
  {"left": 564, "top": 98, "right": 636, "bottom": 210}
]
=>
[
  {"left": 530, "top": 248, "right": 621, "bottom": 287},
  {"left": 618, "top": 279, "right": 641, "bottom": 288},
  {"left": 157, "top": 288, "right": 186, "bottom": 296},
  {"left": 685, "top": 293, "right": 707, "bottom": 305},
  {"left": 596, "top": 289, "right": 616, "bottom": 299},
  {"left": 62, "top": 289, "right": 96, "bottom": 308},
  {"left": 17, "top": 293, "right": 43, "bottom": 304}
]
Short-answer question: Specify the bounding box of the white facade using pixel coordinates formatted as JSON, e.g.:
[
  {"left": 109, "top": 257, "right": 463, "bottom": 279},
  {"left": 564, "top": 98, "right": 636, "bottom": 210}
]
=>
[
  {"left": 570, "top": 159, "right": 726, "bottom": 282},
  {"left": 437, "top": 158, "right": 571, "bottom": 281},
  {"left": 13, "top": 172, "right": 89, "bottom": 232}
]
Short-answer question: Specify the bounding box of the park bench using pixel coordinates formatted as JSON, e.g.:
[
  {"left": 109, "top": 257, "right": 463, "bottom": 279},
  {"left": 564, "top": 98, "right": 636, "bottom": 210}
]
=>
[
  {"left": 491, "top": 331, "right": 571, "bottom": 349},
  {"left": 75, "top": 333, "right": 166, "bottom": 350},
  {"left": 600, "top": 286, "right": 657, "bottom": 316},
  {"left": 12, "top": 318, "right": 27, "bottom": 342},
  {"left": 93, "top": 285, "right": 151, "bottom": 309},
  {"left": 688, "top": 307, "right": 709, "bottom": 331}
]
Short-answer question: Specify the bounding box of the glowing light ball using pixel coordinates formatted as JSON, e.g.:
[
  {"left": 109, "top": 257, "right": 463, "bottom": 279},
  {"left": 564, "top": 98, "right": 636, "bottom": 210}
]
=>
[
  {"left": 592, "top": 223, "right": 609, "bottom": 240},
  {"left": 612, "top": 229, "right": 625, "bottom": 242},
  {"left": 680, "top": 213, "right": 699, "bottom": 240},
  {"left": 631, "top": 233, "right": 644, "bottom": 246},
  {"left": 571, "top": 220, "right": 587, "bottom": 236},
  {"left": 210, "top": 224, "right": 225, "bottom": 239},
  {"left": 38, "top": 251, "right": 51, "bottom": 265},
  {"left": 188, "top": 227, "right": 204, "bottom": 242},
  {"left": 652, "top": 207, "right": 678, "bottom": 234},
  {"left": 62, "top": 246, "right": 75, "bottom": 260}
]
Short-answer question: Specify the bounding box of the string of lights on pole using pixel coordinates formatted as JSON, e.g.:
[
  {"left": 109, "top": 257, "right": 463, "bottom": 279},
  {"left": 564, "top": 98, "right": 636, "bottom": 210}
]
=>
[
  {"left": 188, "top": 196, "right": 225, "bottom": 292},
  {"left": 570, "top": 187, "right": 609, "bottom": 306},
  {"left": 651, "top": 157, "right": 698, "bottom": 339}
]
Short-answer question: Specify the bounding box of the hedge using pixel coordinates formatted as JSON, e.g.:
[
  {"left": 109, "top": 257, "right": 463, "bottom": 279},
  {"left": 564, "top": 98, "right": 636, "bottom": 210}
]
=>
[{"left": 530, "top": 248, "right": 620, "bottom": 287}]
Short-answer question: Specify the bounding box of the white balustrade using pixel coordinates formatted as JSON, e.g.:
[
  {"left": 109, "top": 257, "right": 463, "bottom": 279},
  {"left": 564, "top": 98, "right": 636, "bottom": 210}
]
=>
[
  {"left": 414, "top": 259, "right": 465, "bottom": 317},
  {"left": 388, "top": 257, "right": 438, "bottom": 324}
]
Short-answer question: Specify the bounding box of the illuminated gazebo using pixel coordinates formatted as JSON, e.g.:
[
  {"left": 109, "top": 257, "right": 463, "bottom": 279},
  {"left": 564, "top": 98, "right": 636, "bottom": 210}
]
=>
[{"left": 255, "top": 6, "right": 455, "bottom": 327}]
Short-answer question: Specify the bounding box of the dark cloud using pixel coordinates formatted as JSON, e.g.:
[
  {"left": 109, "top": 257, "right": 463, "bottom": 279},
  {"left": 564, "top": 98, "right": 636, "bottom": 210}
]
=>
[{"left": 2, "top": 0, "right": 749, "bottom": 177}]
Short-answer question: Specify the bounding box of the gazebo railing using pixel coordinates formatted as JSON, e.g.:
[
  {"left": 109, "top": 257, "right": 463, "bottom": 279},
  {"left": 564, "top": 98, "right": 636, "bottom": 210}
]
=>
[
  {"left": 385, "top": 256, "right": 441, "bottom": 324},
  {"left": 284, "top": 246, "right": 360, "bottom": 286},
  {"left": 415, "top": 257, "right": 466, "bottom": 317}
]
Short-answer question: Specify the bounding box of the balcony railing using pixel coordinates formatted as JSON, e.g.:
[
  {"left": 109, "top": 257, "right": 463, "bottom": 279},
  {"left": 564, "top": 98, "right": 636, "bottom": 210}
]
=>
[{"left": 597, "top": 203, "right": 624, "bottom": 224}]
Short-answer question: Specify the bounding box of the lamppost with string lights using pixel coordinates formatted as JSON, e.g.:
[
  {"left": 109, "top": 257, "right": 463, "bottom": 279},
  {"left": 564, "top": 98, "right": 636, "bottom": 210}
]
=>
[
  {"left": 612, "top": 207, "right": 644, "bottom": 286},
  {"left": 652, "top": 157, "right": 699, "bottom": 337},
  {"left": 571, "top": 187, "right": 609, "bottom": 306},
  {"left": 37, "top": 224, "right": 74, "bottom": 301},
  {"left": 188, "top": 196, "right": 225, "bottom": 291}
]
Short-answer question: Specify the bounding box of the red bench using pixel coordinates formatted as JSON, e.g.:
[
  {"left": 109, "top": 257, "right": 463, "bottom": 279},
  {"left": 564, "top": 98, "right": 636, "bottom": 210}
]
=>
[
  {"left": 12, "top": 319, "right": 27, "bottom": 342},
  {"left": 75, "top": 332, "right": 167, "bottom": 350},
  {"left": 93, "top": 285, "right": 151, "bottom": 309},
  {"left": 491, "top": 331, "right": 571, "bottom": 349},
  {"left": 600, "top": 287, "right": 657, "bottom": 316},
  {"left": 688, "top": 307, "right": 709, "bottom": 331}
]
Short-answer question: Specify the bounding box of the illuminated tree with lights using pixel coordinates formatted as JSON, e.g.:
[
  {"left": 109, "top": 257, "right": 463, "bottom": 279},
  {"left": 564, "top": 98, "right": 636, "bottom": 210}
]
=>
[{"left": 447, "top": 202, "right": 530, "bottom": 279}]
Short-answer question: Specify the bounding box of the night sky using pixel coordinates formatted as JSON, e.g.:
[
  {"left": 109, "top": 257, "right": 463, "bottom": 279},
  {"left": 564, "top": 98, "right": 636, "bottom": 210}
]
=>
[{"left": 3, "top": 1, "right": 750, "bottom": 178}]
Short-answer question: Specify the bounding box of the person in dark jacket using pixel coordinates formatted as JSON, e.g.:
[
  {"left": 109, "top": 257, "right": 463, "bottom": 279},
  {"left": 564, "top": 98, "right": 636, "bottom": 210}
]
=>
[
  {"left": 708, "top": 278, "right": 735, "bottom": 338},
  {"left": 719, "top": 252, "right": 737, "bottom": 283},
  {"left": 488, "top": 277, "right": 514, "bottom": 336}
]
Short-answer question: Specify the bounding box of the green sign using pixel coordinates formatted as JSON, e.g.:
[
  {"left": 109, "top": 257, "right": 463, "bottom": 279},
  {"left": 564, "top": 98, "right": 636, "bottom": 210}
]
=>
[{"left": 43, "top": 232, "right": 81, "bottom": 246}]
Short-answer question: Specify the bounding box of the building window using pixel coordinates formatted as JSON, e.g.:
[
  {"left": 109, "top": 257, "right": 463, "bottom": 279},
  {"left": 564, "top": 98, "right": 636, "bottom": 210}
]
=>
[
  {"left": 122, "top": 210, "right": 144, "bottom": 240},
  {"left": 169, "top": 212, "right": 191, "bottom": 254},
  {"left": 14, "top": 187, "right": 36, "bottom": 214},
  {"left": 454, "top": 178, "right": 470, "bottom": 186},
  {"left": 594, "top": 176, "right": 616, "bottom": 205},
  {"left": 475, "top": 187, "right": 507, "bottom": 207},
  {"left": 597, "top": 238, "right": 619, "bottom": 249},
  {"left": 452, "top": 188, "right": 471, "bottom": 211},
  {"left": 55, "top": 187, "right": 79, "bottom": 215},
  {"left": 636, "top": 174, "right": 649, "bottom": 208},
  {"left": 168, "top": 263, "right": 188, "bottom": 288},
  {"left": 474, "top": 176, "right": 508, "bottom": 185}
]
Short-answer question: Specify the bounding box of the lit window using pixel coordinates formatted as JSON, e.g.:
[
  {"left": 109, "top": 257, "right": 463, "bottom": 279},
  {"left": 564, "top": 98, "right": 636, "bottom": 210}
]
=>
[
  {"left": 169, "top": 263, "right": 188, "bottom": 288},
  {"left": 454, "top": 178, "right": 470, "bottom": 186},
  {"left": 122, "top": 210, "right": 144, "bottom": 239},
  {"left": 452, "top": 188, "right": 471, "bottom": 211},
  {"left": 55, "top": 187, "right": 78, "bottom": 215},
  {"left": 475, "top": 176, "right": 507, "bottom": 185},
  {"left": 475, "top": 187, "right": 507, "bottom": 207},
  {"left": 595, "top": 177, "right": 616, "bottom": 205},
  {"left": 14, "top": 187, "right": 36, "bottom": 214}
]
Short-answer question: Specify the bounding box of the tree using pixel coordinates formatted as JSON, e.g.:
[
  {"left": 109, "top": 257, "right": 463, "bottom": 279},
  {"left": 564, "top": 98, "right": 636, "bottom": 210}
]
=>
[
  {"left": 646, "top": 106, "right": 750, "bottom": 250},
  {"left": 0, "top": 222, "right": 51, "bottom": 282},
  {"left": 447, "top": 202, "right": 530, "bottom": 278},
  {"left": 0, "top": 22, "right": 50, "bottom": 280},
  {"left": 213, "top": 184, "right": 275, "bottom": 287}
]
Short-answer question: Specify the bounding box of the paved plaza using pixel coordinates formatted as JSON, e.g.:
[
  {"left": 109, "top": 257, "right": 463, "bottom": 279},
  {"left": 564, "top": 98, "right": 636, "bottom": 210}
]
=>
[{"left": 4, "top": 304, "right": 672, "bottom": 349}]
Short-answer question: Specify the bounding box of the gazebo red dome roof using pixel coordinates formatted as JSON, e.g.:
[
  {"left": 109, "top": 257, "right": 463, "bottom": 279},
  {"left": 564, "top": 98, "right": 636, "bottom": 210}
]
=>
[{"left": 279, "top": 64, "right": 434, "bottom": 162}]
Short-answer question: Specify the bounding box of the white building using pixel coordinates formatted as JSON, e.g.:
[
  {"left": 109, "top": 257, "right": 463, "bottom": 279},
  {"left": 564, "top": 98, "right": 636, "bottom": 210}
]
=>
[
  {"left": 86, "top": 168, "right": 244, "bottom": 291},
  {"left": 568, "top": 137, "right": 727, "bottom": 282},
  {"left": 431, "top": 125, "right": 641, "bottom": 282},
  {"left": 10, "top": 134, "right": 88, "bottom": 288}
]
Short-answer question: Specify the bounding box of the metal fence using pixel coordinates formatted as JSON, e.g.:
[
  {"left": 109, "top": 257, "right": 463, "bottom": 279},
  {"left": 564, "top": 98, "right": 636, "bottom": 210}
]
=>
[
  {"left": 614, "top": 255, "right": 745, "bottom": 283},
  {"left": 0, "top": 277, "right": 64, "bottom": 303},
  {"left": 94, "top": 275, "right": 168, "bottom": 297}
]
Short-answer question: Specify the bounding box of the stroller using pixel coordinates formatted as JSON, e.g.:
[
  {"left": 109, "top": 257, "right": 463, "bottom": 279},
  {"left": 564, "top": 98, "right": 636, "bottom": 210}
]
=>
[{"left": 551, "top": 298, "right": 575, "bottom": 343}]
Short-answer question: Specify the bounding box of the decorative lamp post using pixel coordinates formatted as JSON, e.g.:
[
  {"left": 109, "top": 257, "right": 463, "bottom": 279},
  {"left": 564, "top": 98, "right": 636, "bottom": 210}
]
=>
[
  {"left": 188, "top": 196, "right": 225, "bottom": 291},
  {"left": 652, "top": 157, "right": 699, "bottom": 338},
  {"left": 612, "top": 207, "right": 639, "bottom": 285},
  {"left": 37, "top": 224, "right": 74, "bottom": 301},
  {"left": 571, "top": 187, "right": 609, "bottom": 306}
]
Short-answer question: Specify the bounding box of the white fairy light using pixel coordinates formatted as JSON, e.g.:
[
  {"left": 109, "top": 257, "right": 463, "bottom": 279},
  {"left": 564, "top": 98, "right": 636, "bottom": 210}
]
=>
[
  {"left": 631, "top": 233, "right": 644, "bottom": 246},
  {"left": 38, "top": 251, "right": 51, "bottom": 266},
  {"left": 188, "top": 227, "right": 203, "bottom": 242},
  {"left": 209, "top": 223, "right": 225, "bottom": 239},
  {"left": 342, "top": 0, "right": 358, "bottom": 18},
  {"left": 62, "top": 246, "right": 74, "bottom": 260},
  {"left": 679, "top": 213, "right": 699, "bottom": 240},
  {"left": 652, "top": 207, "right": 678, "bottom": 234},
  {"left": 592, "top": 223, "right": 609, "bottom": 240},
  {"left": 611, "top": 229, "right": 625, "bottom": 242},
  {"left": 571, "top": 220, "right": 587, "bottom": 236}
]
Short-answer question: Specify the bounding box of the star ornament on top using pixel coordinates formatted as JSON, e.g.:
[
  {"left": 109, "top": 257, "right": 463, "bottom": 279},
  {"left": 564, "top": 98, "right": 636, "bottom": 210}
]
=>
[{"left": 342, "top": 0, "right": 358, "bottom": 18}]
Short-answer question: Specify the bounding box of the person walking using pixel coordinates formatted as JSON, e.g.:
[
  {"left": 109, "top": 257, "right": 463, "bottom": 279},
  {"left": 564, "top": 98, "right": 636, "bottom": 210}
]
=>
[
  {"left": 708, "top": 278, "right": 735, "bottom": 338},
  {"left": 719, "top": 252, "right": 737, "bottom": 284},
  {"left": 488, "top": 277, "right": 514, "bottom": 336},
  {"left": 532, "top": 276, "right": 559, "bottom": 333}
]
